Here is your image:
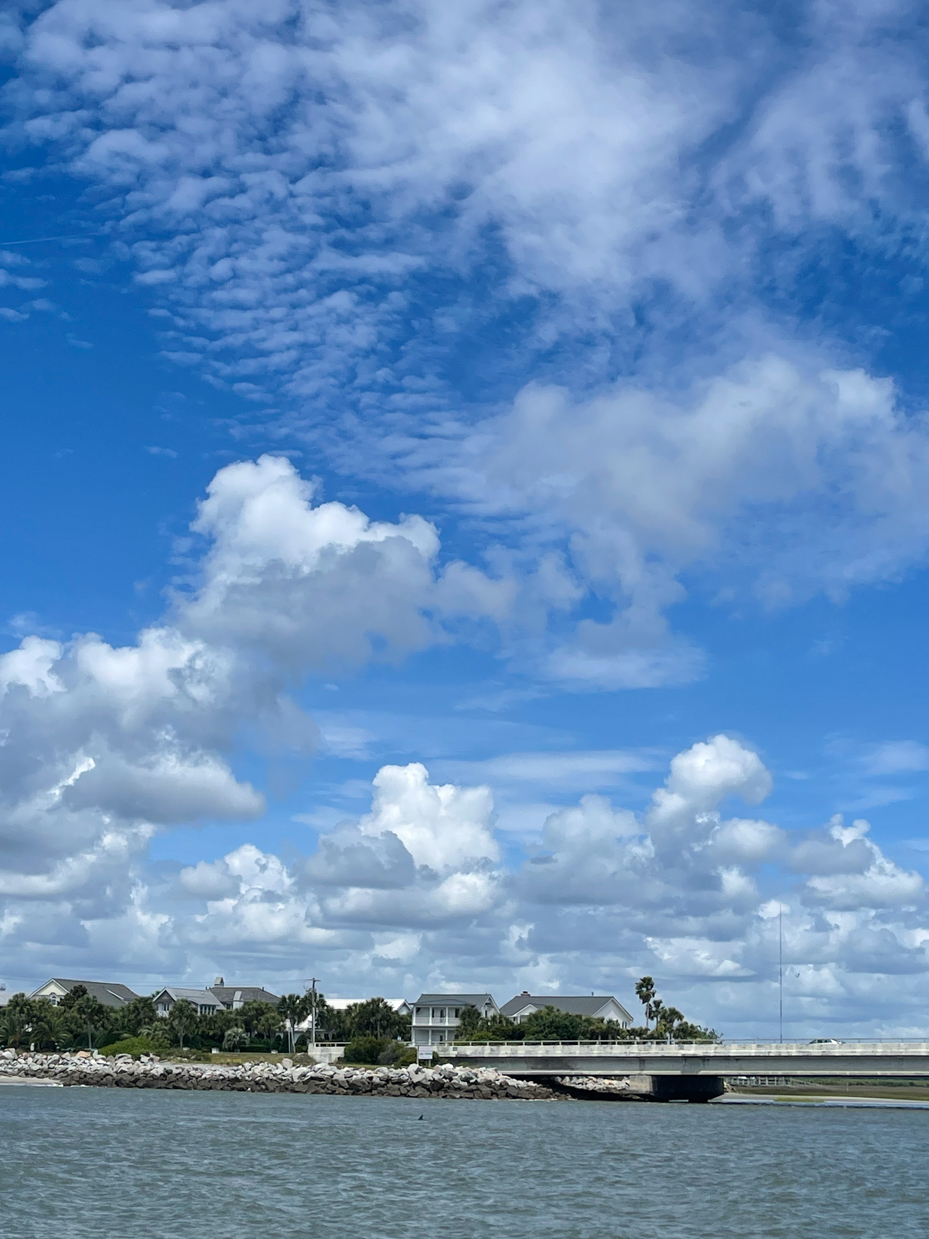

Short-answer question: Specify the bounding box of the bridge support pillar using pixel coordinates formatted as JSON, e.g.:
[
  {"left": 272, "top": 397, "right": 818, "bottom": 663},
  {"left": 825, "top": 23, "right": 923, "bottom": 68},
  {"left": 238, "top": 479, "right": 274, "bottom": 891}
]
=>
[{"left": 649, "top": 1076, "right": 725, "bottom": 1103}]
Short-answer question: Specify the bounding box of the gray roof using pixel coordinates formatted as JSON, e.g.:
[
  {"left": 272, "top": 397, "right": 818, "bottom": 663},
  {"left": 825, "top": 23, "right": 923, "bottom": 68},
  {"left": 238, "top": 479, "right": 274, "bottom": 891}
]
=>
[
  {"left": 33, "top": 979, "right": 139, "bottom": 1008},
  {"left": 500, "top": 994, "right": 632, "bottom": 1019},
  {"left": 211, "top": 986, "right": 279, "bottom": 1007},
  {"left": 154, "top": 987, "right": 222, "bottom": 1007},
  {"left": 414, "top": 994, "right": 497, "bottom": 1007}
]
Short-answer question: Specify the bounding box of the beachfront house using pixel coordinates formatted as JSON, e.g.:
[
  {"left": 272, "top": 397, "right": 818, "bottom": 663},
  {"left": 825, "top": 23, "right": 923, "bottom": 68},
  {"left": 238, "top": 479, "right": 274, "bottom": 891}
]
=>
[
  {"left": 31, "top": 978, "right": 139, "bottom": 1009},
  {"left": 153, "top": 981, "right": 281, "bottom": 1017},
  {"left": 209, "top": 979, "right": 280, "bottom": 1010},
  {"left": 499, "top": 993, "right": 633, "bottom": 1026},
  {"left": 411, "top": 993, "right": 499, "bottom": 1046},
  {"left": 153, "top": 987, "right": 225, "bottom": 1017}
]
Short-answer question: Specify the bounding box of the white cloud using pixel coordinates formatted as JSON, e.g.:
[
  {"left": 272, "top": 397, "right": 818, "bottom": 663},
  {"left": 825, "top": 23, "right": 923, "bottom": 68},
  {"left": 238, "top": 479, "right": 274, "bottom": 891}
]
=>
[
  {"left": 11, "top": 5, "right": 929, "bottom": 687},
  {"left": 0, "top": 454, "right": 503, "bottom": 947},
  {"left": 436, "top": 748, "right": 660, "bottom": 794},
  {"left": 423, "top": 357, "right": 929, "bottom": 684},
  {"left": 180, "top": 454, "right": 451, "bottom": 670},
  {"left": 858, "top": 741, "right": 929, "bottom": 777},
  {"left": 3, "top": 731, "right": 927, "bottom": 1032},
  {"left": 801, "top": 817, "right": 924, "bottom": 911},
  {"left": 357, "top": 762, "right": 499, "bottom": 872}
]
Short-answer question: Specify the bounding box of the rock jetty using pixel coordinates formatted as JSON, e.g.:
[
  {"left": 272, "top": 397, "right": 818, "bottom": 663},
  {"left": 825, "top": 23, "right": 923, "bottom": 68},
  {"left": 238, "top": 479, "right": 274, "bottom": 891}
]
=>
[
  {"left": 0, "top": 1049, "right": 560, "bottom": 1100},
  {"left": 555, "top": 1075, "right": 640, "bottom": 1096}
]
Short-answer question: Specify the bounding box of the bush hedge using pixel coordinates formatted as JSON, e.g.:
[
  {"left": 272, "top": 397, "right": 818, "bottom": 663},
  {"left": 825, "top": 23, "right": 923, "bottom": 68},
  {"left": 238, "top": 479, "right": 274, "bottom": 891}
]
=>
[{"left": 100, "top": 1037, "right": 161, "bottom": 1058}]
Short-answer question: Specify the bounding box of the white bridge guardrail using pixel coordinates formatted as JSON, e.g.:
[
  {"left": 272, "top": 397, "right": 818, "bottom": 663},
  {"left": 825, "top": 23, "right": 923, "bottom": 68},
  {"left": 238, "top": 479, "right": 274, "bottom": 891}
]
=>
[{"left": 441, "top": 1039, "right": 929, "bottom": 1077}]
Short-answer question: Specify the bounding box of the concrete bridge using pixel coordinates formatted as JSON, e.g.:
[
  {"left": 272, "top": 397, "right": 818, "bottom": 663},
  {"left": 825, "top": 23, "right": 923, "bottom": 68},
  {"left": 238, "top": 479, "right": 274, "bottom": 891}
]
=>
[{"left": 443, "top": 1041, "right": 929, "bottom": 1102}]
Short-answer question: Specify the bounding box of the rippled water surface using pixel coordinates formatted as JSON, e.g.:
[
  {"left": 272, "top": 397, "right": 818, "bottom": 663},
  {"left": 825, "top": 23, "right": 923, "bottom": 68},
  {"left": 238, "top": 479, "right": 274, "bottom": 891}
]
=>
[{"left": 1, "top": 1088, "right": 926, "bottom": 1238}]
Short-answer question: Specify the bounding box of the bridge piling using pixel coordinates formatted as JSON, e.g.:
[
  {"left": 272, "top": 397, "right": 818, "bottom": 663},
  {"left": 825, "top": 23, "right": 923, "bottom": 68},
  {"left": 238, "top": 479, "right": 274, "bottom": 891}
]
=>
[{"left": 648, "top": 1075, "right": 725, "bottom": 1103}]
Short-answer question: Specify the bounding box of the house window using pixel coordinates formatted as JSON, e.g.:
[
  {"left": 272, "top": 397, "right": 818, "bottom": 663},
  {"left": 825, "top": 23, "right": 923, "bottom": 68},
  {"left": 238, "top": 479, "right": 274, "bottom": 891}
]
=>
[
  {"left": 452, "top": 1008, "right": 459, "bottom": 1017},
  {"left": 415, "top": 1007, "right": 423, "bottom": 1015}
]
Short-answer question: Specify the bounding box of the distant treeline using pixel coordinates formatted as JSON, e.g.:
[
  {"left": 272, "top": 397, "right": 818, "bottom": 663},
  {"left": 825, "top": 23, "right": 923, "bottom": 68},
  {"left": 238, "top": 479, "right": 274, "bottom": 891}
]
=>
[{"left": 0, "top": 989, "right": 410, "bottom": 1054}]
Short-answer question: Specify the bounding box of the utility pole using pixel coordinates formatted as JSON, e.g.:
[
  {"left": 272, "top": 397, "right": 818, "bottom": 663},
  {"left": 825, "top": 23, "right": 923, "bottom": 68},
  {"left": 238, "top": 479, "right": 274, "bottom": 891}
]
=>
[{"left": 778, "top": 905, "right": 784, "bottom": 1043}]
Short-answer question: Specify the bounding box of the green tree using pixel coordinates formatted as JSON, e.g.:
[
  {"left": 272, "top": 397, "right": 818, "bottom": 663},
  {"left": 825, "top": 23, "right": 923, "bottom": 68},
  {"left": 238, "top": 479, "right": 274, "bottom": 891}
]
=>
[
  {"left": 235, "top": 1000, "right": 280, "bottom": 1045},
  {"left": 654, "top": 1004, "right": 680, "bottom": 1038},
  {"left": 167, "top": 999, "right": 198, "bottom": 1051},
  {"left": 456, "top": 1005, "right": 483, "bottom": 1039},
  {"left": 29, "top": 1003, "right": 70, "bottom": 1051},
  {"left": 635, "top": 977, "right": 656, "bottom": 1029},
  {"left": 345, "top": 997, "right": 410, "bottom": 1041},
  {"left": 70, "top": 994, "right": 110, "bottom": 1051},
  {"left": 197, "top": 1006, "right": 239, "bottom": 1050},
  {"left": 342, "top": 1035, "right": 388, "bottom": 1065},
  {"left": 307, "top": 996, "right": 341, "bottom": 1042},
  {"left": 0, "top": 1002, "right": 30, "bottom": 1049},
  {"left": 114, "top": 995, "right": 158, "bottom": 1039},
  {"left": 58, "top": 984, "right": 88, "bottom": 1012},
  {"left": 649, "top": 998, "right": 664, "bottom": 1030},
  {"left": 136, "top": 1022, "right": 171, "bottom": 1050},
  {"left": 522, "top": 1007, "right": 583, "bottom": 1040},
  {"left": 277, "top": 993, "right": 308, "bottom": 1054},
  {"left": 222, "top": 1026, "right": 249, "bottom": 1051},
  {"left": 455, "top": 1013, "right": 522, "bottom": 1042}
]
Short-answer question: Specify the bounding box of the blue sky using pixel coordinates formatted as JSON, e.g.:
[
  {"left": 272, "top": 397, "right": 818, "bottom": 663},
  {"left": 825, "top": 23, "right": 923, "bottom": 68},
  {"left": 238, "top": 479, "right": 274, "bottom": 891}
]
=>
[{"left": 3, "top": 0, "right": 929, "bottom": 1035}]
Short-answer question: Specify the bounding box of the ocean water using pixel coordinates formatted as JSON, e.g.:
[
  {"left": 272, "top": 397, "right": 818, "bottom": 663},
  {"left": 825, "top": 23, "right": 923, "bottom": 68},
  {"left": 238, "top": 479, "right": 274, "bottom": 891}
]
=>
[{"left": 0, "top": 1088, "right": 926, "bottom": 1239}]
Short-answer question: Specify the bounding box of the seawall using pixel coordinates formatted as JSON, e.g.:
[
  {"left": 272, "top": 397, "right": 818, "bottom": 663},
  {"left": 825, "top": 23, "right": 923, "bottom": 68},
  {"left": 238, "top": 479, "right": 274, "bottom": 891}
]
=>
[{"left": 0, "top": 1050, "right": 561, "bottom": 1100}]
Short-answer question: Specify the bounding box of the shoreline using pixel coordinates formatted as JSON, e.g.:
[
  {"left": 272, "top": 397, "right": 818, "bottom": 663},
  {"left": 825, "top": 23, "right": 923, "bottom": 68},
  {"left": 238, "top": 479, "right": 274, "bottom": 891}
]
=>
[
  {"left": 0, "top": 1050, "right": 561, "bottom": 1100},
  {"left": 719, "top": 1094, "right": 929, "bottom": 1110}
]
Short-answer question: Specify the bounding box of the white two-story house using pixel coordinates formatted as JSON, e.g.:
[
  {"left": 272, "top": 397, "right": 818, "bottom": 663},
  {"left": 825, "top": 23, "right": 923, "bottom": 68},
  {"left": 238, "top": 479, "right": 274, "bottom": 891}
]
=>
[
  {"left": 499, "top": 993, "right": 633, "bottom": 1026},
  {"left": 411, "top": 993, "right": 499, "bottom": 1046}
]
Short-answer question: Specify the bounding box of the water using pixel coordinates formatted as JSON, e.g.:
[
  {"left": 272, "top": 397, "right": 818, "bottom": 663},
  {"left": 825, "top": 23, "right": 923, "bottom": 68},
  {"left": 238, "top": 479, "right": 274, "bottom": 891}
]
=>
[{"left": 1, "top": 1088, "right": 926, "bottom": 1238}]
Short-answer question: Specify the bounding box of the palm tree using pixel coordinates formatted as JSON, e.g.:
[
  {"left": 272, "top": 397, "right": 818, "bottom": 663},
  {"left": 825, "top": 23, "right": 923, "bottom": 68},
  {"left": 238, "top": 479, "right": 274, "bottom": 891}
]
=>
[
  {"left": 30, "top": 1006, "right": 69, "bottom": 1051},
  {"left": 634, "top": 977, "right": 656, "bottom": 1029},
  {"left": 167, "top": 999, "right": 198, "bottom": 1051},
  {"left": 0, "top": 1009, "right": 28, "bottom": 1049},
  {"left": 72, "top": 994, "right": 109, "bottom": 1050},
  {"left": 277, "top": 994, "right": 307, "bottom": 1054},
  {"left": 656, "top": 1005, "right": 682, "bottom": 1040}
]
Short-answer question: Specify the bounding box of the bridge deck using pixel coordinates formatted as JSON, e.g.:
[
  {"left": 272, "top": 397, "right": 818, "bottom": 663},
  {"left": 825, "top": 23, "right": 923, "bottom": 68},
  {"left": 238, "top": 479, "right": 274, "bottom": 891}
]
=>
[{"left": 443, "top": 1041, "right": 929, "bottom": 1077}]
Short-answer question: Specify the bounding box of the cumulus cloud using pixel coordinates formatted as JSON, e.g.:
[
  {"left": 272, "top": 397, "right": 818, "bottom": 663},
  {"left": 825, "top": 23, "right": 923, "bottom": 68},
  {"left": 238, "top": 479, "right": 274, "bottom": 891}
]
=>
[
  {"left": 0, "top": 453, "right": 504, "bottom": 967},
  {"left": 97, "top": 738, "right": 924, "bottom": 1033},
  {"left": 179, "top": 454, "right": 505, "bottom": 670},
  {"left": 357, "top": 762, "right": 498, "bottom": 872}
]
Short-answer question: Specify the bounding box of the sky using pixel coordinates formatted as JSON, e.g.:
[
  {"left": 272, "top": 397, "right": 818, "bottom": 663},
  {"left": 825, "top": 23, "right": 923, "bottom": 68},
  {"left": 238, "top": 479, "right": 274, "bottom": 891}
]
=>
[{"left": 2, "top": 0, "right": 929, "bottom": 1037}]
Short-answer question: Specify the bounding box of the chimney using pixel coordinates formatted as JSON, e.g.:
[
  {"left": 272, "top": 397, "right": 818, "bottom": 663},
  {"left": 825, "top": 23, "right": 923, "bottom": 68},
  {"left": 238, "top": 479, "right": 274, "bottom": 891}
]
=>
[{"left": 213, "top": 976, "right": 224, "bottom": 986}]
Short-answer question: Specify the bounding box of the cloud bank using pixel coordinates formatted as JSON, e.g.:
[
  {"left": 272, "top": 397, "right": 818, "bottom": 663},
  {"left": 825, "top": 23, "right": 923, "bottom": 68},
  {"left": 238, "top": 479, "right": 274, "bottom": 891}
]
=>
[
  {"left": 7, "top": 2, "right": 929, "bottom": 685},
  {"left": 2, "top": 2, "right": 929, "bottom": 1032}
]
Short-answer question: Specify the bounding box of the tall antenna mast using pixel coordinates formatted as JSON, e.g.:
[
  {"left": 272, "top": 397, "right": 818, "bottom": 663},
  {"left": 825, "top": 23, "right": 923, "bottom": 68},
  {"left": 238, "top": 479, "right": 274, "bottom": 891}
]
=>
[{"left": 778, "top": 905, "right": 784, "bottom": 1043}]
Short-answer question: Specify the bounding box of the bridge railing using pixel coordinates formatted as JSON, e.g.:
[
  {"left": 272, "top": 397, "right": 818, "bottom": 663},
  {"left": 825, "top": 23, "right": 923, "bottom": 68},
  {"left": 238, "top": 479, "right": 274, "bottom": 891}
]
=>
[{"left": 446, "top": 1038, "right": 929, "bottom": 1050}]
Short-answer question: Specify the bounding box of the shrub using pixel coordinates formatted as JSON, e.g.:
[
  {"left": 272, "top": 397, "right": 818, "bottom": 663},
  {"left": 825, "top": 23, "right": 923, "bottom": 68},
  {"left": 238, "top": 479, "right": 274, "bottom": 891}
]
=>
[
  {"left": 342, "top": 1035, "right": 389, "bottom": 1064},
  {"left": 222, "top": 1027, "right": 249, "bottom": 1051},
  {"left": 100, "top": 1037, "right": 160, "bottom": 1059},
  {"left": 376, "top": 1040, "right": 416, "bottom": 1067}
]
